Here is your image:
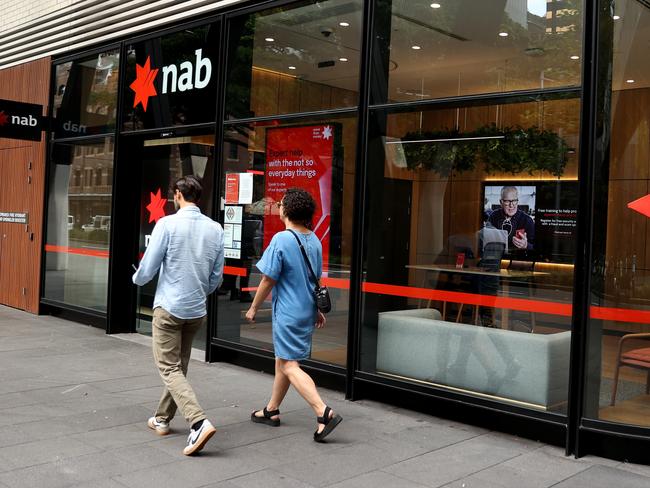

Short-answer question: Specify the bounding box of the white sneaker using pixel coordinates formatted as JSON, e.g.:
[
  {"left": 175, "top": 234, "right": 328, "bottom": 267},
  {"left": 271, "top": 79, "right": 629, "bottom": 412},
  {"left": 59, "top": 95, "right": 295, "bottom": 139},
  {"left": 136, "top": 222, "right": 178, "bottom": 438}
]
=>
[
  {"left": 183, "top": 419, "right": 216, "bottom": 456},
  {"left": 147, "top": 416, "right": 170, "bottom": 435}
]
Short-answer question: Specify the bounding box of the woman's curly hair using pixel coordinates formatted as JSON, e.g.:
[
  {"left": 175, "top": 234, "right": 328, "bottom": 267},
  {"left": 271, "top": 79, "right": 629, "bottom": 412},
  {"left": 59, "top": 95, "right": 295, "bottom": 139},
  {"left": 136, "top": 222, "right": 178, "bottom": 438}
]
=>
[{"left": 282, "top": 188, "right": 316, "bottom": 228}]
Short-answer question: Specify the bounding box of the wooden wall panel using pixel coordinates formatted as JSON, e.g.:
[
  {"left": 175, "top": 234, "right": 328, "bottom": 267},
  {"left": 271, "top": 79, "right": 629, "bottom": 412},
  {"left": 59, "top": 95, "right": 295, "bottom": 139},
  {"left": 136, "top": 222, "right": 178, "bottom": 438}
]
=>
[
  {"left": 610, "top": 89, "right": 650, "bottom": 181},
  {"left": 605, "top": 88, "right": 650, "bottom": 274},
  {"left": 0, "top": 57, "right": 50, "bottom": 313}
]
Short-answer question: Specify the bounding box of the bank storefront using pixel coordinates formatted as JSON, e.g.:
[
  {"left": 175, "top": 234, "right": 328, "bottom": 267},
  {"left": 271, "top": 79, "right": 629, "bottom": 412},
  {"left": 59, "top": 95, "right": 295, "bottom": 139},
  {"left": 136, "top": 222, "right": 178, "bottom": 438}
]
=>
[{"left": 37, "top": 0, "right": 650, "bottom": 463}]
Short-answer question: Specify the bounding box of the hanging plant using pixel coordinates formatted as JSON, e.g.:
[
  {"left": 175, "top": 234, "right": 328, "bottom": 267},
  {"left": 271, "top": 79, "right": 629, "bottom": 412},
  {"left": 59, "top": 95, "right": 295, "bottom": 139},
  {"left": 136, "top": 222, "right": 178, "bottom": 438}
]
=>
[
  {"left": 478, "top": 124, "right": 569, "bottom": 177},
  {"left": 402, "top": 129, "right": 477, "bottom": 177},
  {"left": 401, "top": 124, "right": 569, "bottom": 177}
]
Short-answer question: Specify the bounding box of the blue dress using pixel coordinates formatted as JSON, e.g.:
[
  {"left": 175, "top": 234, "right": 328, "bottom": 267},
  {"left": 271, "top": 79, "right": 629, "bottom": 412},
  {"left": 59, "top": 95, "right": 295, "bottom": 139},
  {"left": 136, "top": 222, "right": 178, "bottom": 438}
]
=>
[{"left": 256, "top": 230, "right": 322, "bottom": 360}]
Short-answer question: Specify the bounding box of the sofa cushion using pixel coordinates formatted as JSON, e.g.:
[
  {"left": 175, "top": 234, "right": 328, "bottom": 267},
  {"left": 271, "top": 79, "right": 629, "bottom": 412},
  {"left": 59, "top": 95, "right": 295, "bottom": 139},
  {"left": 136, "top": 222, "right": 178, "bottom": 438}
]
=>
[{"left": 376, "top": 309, "right": 570, "bottom": 408}]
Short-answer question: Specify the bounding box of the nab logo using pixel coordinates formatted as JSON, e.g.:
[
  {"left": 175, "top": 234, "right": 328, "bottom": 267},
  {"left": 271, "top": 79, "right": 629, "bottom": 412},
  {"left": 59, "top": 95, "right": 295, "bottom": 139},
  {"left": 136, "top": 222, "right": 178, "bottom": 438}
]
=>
[
  {"left": 129, "top": 49, "right": 212, "bottom": 111},
  {"left": 0, "top": 110, "right": 38, "bottom": 127},
  {"left": 63, "top": 120, "right": 87, "bottom": 133}
]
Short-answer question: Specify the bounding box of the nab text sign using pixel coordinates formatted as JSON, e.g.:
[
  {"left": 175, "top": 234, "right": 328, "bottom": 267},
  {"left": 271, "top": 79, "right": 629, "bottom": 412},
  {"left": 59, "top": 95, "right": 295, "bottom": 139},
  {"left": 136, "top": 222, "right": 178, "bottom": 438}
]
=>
[{"left": 0, "top": 99, "right": 44, "bottom": 142}]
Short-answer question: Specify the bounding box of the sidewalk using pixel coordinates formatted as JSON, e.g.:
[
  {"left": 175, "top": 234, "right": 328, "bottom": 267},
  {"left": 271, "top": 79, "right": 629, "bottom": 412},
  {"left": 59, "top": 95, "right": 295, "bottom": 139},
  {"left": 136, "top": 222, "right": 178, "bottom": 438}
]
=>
[{"left": 1, "top": 306, "right": 650, "bottom": 488}]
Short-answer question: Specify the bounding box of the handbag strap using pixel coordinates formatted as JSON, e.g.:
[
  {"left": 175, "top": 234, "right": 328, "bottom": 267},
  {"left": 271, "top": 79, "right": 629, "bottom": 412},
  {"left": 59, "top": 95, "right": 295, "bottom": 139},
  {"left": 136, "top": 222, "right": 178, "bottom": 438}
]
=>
[{"left": 287, "top": 229, "right": 320, "bottom": 287}]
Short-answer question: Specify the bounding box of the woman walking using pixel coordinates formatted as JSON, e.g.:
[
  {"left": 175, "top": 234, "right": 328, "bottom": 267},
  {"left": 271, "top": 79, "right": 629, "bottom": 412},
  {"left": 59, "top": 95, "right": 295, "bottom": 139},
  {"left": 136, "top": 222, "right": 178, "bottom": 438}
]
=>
[{"left": 245, "top": 188, "right": 342, "bottom": 442}]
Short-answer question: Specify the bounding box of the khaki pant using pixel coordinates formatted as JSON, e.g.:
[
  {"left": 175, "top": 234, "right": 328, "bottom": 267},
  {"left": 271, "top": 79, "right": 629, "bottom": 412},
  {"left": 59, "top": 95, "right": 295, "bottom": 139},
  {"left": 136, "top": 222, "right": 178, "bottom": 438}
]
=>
[{"left": 152, "top": 307, "right": 206, "bottom": 425}]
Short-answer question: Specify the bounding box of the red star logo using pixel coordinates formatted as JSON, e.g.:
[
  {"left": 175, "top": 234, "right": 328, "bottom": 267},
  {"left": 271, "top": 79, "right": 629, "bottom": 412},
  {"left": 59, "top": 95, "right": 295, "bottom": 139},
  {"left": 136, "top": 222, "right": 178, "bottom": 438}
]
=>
[
  {"left": 146, "top": 188, "right": 167, "bottom": 223},
  {"left": 0, "top": 111, "right": 8, "bottom": 126},
  {"left": 129, "top": 57, "right": 159, "bottom": 111}
]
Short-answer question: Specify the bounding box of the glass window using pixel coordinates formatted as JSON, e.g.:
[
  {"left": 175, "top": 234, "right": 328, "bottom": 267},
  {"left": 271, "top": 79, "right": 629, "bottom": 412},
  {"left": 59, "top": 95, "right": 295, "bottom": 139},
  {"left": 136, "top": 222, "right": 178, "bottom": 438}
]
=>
[
  {"left": 372, "top": 0, "right": 583, "bottom": 103},
  {"left": 53, "top": 49, "right": 120, "bottom": 138},
  {"left": 225, "top": 0, "right": 363, "bottom": 120},
  {"left": 215, "top": 114, "right": 357, "bottom": 366},
  {"left": 134, "top": 134, "right": 215, "bottom": 350},
  {"left": 123, "top": 23, "right": 219, "bottom": 131},
  {"left": 43, "top": 138, "right": 114, "bottom": 312},
  {"left": 585, "top": 0, "right": 650, "bottom": 428},
  {"left": 360, "top": 96, "right": 580, "bottom": 412}
]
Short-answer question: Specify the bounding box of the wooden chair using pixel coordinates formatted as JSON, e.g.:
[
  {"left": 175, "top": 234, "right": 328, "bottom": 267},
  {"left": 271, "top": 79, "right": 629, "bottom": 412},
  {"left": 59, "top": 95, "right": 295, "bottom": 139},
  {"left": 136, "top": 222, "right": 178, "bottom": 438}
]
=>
[{"left": 610, "top": 333, "right": 650, "bottom": 406}]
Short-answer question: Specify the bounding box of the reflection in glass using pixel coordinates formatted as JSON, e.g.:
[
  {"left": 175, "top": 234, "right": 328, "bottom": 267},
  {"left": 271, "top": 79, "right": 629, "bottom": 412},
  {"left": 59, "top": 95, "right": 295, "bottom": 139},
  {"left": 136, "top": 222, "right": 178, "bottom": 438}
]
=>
[
  {"left": 216, "top": 115, "right": 357, "bottom": 366},
  {"left": 226, "top": 0, "right": 363, "bottom": 119},
  {"left": 135, "top": 134, "right": 215, "bottom": 350},
  {"left": 43, "top": 139, "right": 114, "bottom": 311},
  {"left": 374, "top": 0, "right": 583, "bottom": 103},
  {"left": 585, "top": 0, "right": 650, "bottom": 428},
  {"left": 361, "top": 97, "right": 580, "bottom": 412},
  {"left": 53, "top": 49, "right": 120, "bottom": 138}
]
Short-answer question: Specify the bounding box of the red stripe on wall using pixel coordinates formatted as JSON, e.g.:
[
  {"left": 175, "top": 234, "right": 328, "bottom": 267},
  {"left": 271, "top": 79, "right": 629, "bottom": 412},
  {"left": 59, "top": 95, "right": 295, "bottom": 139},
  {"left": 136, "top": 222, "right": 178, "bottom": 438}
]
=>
[
  {"left": 40, "top": 245, "right": 650, "bottom": 325},
  {"left": 590, "top": 305, "right": 650, "bottom": 324},
  {"left": 361, "top": 281, "right": 573, "bottom": 317},
  {"left": 44, "top": 244, "right": 110, "bottom": 258},
  {"left": 321, "top": 277, "right": 350, "bottom": 289},
  {"left": 224, "top": 266, "right": 248, "bottom": 277}
]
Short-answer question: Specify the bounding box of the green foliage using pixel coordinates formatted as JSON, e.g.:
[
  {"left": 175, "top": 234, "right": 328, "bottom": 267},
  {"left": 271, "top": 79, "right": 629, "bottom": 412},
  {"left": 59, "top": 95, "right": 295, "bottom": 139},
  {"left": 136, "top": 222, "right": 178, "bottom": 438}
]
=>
[{"left": 402, "top": 124, "right": 569, "bottom": 177}]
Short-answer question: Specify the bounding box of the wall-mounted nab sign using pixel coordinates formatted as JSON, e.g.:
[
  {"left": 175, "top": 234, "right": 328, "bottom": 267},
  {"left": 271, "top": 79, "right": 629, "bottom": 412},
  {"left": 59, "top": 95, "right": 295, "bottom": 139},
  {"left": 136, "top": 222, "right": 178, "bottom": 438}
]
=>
[
  {"left": 0, "top": 99, "right": 44, "bottom": 141},
  {"left": 123, "top": 23, "right": 218, "bottom": 131}
]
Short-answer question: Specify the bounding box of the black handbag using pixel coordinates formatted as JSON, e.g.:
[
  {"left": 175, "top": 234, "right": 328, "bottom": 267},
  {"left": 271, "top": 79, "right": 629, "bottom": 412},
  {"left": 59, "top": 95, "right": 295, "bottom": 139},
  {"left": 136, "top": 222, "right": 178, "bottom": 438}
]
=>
[{"left": 288, "top": 229, "right": 331, "bottom": 313}]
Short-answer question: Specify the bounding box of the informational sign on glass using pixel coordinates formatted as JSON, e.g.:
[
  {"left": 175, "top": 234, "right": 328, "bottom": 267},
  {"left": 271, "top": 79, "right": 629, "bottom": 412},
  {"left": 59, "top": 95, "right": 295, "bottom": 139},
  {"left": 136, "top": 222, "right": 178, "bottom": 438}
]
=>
[{"left": 263, "top": 124, "right": 335, "bottom": 268}]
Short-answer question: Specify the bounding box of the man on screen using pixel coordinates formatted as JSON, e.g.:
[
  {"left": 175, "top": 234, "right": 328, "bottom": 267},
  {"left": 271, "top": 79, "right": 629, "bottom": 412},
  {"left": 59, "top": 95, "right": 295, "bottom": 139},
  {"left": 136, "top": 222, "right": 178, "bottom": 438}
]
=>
[{"left": 488, "top": 186, "right": 534, "bottom": 251}]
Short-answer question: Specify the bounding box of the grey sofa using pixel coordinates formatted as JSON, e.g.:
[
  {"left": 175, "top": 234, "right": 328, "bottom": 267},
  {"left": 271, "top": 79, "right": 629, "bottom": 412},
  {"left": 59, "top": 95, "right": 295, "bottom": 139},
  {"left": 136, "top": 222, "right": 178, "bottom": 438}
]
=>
[{"left": 376, "top": 308, "right": 570, "bottom": 408}]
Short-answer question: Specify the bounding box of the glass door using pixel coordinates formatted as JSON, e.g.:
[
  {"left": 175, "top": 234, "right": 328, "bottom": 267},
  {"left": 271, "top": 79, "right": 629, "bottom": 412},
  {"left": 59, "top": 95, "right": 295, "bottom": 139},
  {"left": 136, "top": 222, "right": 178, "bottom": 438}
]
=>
[{"left": 134, "top": 133, "right": 215, "bottom": 349}]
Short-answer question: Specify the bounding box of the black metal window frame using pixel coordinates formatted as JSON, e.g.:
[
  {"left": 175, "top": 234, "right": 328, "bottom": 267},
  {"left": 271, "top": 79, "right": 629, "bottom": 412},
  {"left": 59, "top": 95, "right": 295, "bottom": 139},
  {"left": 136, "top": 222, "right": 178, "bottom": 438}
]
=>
[{"left": 41, "top": 41, "right": 123, "bottom": 327}]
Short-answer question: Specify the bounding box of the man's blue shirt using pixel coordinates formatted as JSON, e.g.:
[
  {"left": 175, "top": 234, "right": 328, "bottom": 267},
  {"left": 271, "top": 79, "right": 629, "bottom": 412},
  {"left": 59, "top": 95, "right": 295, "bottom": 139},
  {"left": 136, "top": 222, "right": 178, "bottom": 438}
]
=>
[{"left": 132, "top": 205, "right": 224, "bottom": 319}]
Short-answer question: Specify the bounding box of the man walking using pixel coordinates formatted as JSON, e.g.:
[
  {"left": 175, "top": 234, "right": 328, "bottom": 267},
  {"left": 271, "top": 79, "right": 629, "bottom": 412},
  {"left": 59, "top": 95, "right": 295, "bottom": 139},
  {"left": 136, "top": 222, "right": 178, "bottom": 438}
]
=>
[{"left": 133, "top": 175, "right": 224, "bottom": 456}]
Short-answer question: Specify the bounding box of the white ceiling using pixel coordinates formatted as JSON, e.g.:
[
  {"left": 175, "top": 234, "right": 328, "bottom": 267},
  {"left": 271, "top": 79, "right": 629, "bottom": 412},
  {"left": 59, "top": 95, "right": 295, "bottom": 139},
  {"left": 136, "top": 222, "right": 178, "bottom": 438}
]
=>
[
  {"left": 251, "top": 0, "right": 587, "bottom": 101},
  {"left": 251, "top": 0, "right": 650, "bottom": 100}
]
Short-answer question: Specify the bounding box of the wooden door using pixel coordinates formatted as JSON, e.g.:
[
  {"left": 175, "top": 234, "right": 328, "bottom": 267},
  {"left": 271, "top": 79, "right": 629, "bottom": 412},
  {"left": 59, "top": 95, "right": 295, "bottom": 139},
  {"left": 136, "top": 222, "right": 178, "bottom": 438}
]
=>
[{"left": 0, "top": 145, "right": 41, "bottom": 311}]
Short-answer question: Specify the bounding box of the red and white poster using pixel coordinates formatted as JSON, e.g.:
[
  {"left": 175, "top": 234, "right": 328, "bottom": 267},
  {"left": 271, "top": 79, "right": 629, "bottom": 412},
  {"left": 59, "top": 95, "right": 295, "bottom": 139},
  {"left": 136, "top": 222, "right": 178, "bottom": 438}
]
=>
[
  {"left": 225, "top": 173, "right": 239, "bottom": 204},
  {"left": 263, "top": 124, "right": 334, "bottom": 269}
]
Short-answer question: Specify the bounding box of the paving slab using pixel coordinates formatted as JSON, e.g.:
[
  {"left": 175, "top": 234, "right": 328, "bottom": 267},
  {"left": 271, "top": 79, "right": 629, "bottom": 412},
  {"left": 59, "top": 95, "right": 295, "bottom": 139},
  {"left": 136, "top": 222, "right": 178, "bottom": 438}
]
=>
[
  {"left": 382, "top": 433, "right": 537, "bottom": 487},
  {"left": 325, "top": 471, "right": 429, "bottom": 488},
  {"left": 113, "top": 445, "right": 278, "bottom": 488},
  {"left": 274, "top": 442, "right": 418, "bottom": 487},
  {"left": 2, "top": 305, "right": 650, "bottom": 488},
  {"left": 551, "top": 465, "right": 650, "bottom": 488},
  {"left": 223, "top": 469, "right": 317, "bottom": 488},
  {"left": 443, "top": 448, "right": 590, "bottom": 488}
]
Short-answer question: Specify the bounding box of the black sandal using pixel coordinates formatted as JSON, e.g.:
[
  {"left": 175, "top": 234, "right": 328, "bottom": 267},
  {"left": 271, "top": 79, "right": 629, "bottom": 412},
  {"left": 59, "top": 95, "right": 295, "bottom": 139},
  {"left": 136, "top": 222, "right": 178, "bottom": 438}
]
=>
[
  {"left": 251, "top": 407, "right": 280, "bottom": 427},
  {"left": 313, "top": 406, "right": 342, "bottom": 442}
]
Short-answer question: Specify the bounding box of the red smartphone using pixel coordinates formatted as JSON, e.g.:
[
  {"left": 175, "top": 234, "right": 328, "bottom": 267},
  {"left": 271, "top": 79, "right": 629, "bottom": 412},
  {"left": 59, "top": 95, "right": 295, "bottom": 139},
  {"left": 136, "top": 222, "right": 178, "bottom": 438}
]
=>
[{"left": 516, "top": 229, "right": 526, "bottom": 239}]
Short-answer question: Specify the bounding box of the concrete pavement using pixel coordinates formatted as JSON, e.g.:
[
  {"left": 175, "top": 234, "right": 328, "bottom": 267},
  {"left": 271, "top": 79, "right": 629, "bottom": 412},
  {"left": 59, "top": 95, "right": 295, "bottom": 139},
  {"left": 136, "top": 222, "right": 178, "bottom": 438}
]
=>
[{"left": 1, "top": 305, "right": 650, "bottom": 488}]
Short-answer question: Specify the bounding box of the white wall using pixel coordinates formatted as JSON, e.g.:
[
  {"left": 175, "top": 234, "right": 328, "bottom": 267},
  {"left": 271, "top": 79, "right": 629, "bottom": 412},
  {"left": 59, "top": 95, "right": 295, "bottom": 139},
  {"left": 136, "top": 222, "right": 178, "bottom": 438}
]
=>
[
  {"left": 0, "top": 0, "right": 78, "bottom": 34},
  {"left": 0, "top": 0, "right": 244, "bottom": 70}
]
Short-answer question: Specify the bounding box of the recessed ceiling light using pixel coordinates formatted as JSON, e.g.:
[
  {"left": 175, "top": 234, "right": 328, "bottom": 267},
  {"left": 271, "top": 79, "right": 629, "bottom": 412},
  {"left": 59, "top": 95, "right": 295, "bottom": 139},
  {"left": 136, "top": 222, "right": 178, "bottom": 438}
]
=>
[
  {"left": 265, "top": 37, "right": 274, "bottom": 42},
  {"left": 411, "top": 45, "right": 421, "bottom": 50},
  {"left": 288, "top": 66, "right": 296, "bottom": 70},
  {"left": 339, "top": 21, "right": 349, "bottom": 27},
  {"left": 498, "top": 32, "right": 509, "bottom": 37},
  {"left": 613, "top": 15, "right": 621, "bottom": 20},
  {"left": 570, "top": 55, "right": 580, "bottom": 60},
  {"left": 626, "top": 79, "right": 635, "bottom": 83},
  {"left": 339, "top": 57, "right": 348, "bottom": 62},
  {"left": 430, "top": 2, "right": 441, "bottom": 8}
]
